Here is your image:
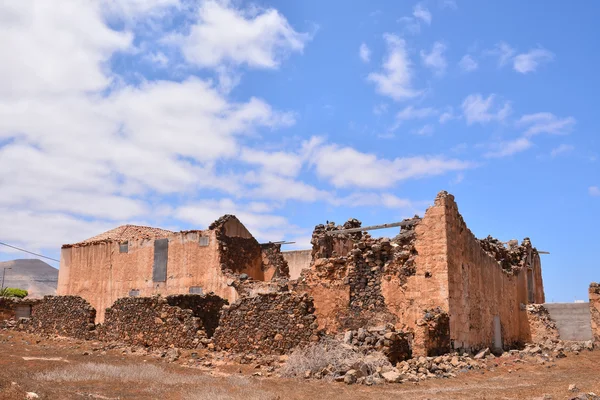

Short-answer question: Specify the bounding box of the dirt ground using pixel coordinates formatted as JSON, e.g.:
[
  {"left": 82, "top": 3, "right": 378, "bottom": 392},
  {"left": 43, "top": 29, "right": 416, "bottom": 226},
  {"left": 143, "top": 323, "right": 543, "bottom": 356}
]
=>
[{"left": 0, "top": 331, "right": 599, "bottom": 400}]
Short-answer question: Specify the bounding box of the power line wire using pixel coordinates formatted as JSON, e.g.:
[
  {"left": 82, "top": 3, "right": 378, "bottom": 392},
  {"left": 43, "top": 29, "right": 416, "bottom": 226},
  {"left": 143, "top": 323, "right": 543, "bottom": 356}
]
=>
[{"left": 0, "top": 241, "right": 60, "bottom": 263}]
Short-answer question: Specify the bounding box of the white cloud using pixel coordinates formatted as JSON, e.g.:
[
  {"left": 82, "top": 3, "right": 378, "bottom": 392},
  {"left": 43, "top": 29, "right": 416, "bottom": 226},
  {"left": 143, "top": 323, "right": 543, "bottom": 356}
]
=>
[
  {"left": 0, "top": 1, "right": 131, "bottom": 99},
  {"left": 145, "top": 51, "right": 169, "bottom": 67},
  {"left": 550, "top": 144, "right": 574, "bottom": 157},
  {"left": 589, "top": 186, "right": 600, "bottom": 197},
  {"left": 459, "top": 54, "right": 478, "bottom": 72},
  {"left": 240, "top": 148, "right": 303, "bottom": 177},
  {"left": 359, "top": 42, "right": 371, "bottom": 63},
  {"left": 439, "top": 109, "right": 458, "bottom": 123},
  {"left": 421, "top": 42, "right": 447, "bottom": 75},
  {"left": 413, "top": 4, "right": 432, "bottom": 25},
  {"left": 461, "top": 93, "right": 511, "bottom": 125},
  {"left": 396, "top": 106, "right": 438, "bottom": 121},
  {"left": 440, "top": 0, "right": 458, "bottom": 10},
  {"left": 413, "top": 124, "right": 434, "bottom": 136},
  {"left": 368, "top": 34, "right": 422, "bottom": 101},
  {"left": 101, "top": 0, "right": 181, "bottom": 19},
  {"left": 173, "top": 0, "right": 308, "bottom": 69},
  {"left": 484, "top": 137, "right": 532, "bottom": 158},
  {"left": 306, "top": 139, "right": 473, "bottom": 189},
  {"left": 518, "top": 112, "right": 576, "bottom": 136},
  {"left": 174, "top": 199, "right": 294, "bottom": 242},
  {"left": 397, "top": 16, "right": 421, "bottom": 35},
  {"left": 333, "top": 193, "right": 416, "bottom": 209},
  {"left": 487, "top": 42, "right": 515, "bottom": 67},
  {"left": 513, "top": 48, "right": 554, "bottom": 74}
]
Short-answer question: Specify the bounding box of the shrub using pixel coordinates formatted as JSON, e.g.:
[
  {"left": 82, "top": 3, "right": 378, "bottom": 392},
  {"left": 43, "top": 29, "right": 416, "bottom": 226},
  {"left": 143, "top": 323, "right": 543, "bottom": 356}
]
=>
[
  {"left": 0, "top": 287, "right": 28, "bottom": 298},
  {"left": 280, "top": 338, "right": 390, "bottom": 379}
]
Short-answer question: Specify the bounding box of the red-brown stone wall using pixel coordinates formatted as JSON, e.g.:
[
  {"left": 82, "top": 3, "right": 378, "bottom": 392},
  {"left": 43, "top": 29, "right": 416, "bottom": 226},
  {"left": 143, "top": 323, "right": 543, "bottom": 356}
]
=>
[{"left": 590, "top": 283, "right": 600, "bottom": 343}]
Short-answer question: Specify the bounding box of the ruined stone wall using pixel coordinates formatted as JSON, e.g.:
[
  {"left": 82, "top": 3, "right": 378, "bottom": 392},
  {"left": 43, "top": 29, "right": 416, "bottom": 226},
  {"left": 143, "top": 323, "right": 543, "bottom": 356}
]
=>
[
  {"left": 26, "top": 296, "right": 96, "bottom": 339},
  {"left": 59, "top": 230, "right": 238, "bottom": 322},
  {"left": 0, "top": 298, "right": 40, "bottom": 322},
  {"left": 165, "top": 294, "right": 227, "bottom": 337},
  {"left": 525, "top": 304, "right": 560, "bottom": 343},
  {"left": 342, "top": 324, "right": 411, "bottom": 363},
  {"left": 211, "top": 215, "right": 265, "bottom": 280},
  {"left": 98, "top": 294, "right": 225, "bottom": 348},
  {"left": 440, "top": 192, "right": 531, "bottom": 351},
  {"left": 213, "top": 292, "right": 320, "bottom": 355},
  {"left": 282, "top": 250, "right": 312, "bottom": 279},
  {"left": 590, "top": 283, "right": 600, "bottom": 343},
  {"left": 260, "top": 243, "right": 290, "bottom": 281}
]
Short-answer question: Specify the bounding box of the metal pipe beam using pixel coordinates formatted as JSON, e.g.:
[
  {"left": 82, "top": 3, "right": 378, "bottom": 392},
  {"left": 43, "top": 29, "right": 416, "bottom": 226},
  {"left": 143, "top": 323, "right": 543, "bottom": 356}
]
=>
[{"left": 325, "top": 218, "right": 420, "bottom": 235}]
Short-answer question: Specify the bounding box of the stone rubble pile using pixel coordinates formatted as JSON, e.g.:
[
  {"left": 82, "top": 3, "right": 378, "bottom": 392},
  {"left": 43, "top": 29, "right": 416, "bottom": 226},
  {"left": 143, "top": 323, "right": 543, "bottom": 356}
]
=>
[
  {"left": 341, "top": 324, "right": 411, "bottom": 364},
  {"left": 213, "top": 292, "right": 320, "bottom": 355}
]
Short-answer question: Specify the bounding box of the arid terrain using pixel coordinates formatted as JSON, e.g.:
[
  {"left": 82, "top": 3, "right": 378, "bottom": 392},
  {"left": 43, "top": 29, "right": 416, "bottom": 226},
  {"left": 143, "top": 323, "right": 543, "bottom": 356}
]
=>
[{"left": 1, "top": 331, "right": 599, "bottom": 400}]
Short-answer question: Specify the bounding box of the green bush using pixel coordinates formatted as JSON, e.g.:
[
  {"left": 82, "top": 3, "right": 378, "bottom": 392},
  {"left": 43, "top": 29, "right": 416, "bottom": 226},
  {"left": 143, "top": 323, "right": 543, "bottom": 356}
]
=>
[{"left": 0, "top": 287, "right": 28, "bottom": 298}]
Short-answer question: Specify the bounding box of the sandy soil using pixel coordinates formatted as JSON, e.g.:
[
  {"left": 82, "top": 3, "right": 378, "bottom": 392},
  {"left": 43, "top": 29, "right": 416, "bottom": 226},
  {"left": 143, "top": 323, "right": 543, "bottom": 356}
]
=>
[{"left": 0, "top": 331, "right": 599, "bottom": 400}]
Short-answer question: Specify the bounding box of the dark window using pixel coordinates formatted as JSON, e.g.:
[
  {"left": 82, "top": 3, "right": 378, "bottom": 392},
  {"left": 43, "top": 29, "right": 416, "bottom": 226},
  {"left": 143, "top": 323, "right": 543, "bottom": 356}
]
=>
[
  {"left": 119, "top": 242, "right": 129, "bottom": 253},
  {"left": 129, "top": 289, "right": 140, "bottom": 297},
  {"left": 153, "top": 238, "right": 168, "bottom": 282},
  {"left": 189, "top": 286, "right": 203, "bottom": 294},
  {"left": 199, "top": 236, "right": 209, "bottom": 247}
]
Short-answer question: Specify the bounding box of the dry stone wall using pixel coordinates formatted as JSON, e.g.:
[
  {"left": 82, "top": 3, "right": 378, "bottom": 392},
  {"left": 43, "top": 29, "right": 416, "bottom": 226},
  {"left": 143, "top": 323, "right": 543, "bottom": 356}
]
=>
[
  {"left": 590, "top": 283, "right": 600, "bottom": 343},
  {"left": 213, "top": 292, "right": 320, "bottom": 355},
  {"left": 260, "top": 243, "right": 290, "bottom": 279},
  {"left": 26, "top": 296, "right": 96, "bottom": 339},
  {"left": 414, "top": 307, "right": 451, "bottom": 357},
  {"left": 99, "top": 294, "right": 226, "bottom": 348}
]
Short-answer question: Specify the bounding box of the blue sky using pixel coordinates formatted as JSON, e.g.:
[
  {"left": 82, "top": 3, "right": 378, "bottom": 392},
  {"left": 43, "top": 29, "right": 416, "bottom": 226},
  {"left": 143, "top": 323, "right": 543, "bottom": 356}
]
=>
[{"left": 0, "top": 0, "right": 598, "bottom": 302}]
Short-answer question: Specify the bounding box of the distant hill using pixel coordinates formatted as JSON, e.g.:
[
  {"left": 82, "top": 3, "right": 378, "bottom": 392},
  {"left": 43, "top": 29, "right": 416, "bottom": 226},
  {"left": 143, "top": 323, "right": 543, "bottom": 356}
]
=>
[{"left": 0, "top": 259, "right": 58, "bottom": 298}]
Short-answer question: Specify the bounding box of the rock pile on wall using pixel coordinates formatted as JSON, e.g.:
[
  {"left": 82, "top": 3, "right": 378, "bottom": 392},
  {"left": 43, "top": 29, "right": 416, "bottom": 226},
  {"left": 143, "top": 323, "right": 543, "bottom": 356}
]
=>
[
  {"left": 526, "top": 304, "right": 560, "bottom": 343},
  {"left": 479, "top": 236, "right": 537, "bottom": 275},
  {"left": 26, "top": 296, "right": 96, "bottom": 339},
  {"left": 342, "top": 324, "right": 411, "bottom": 364},
  {"left": 213, "top": 292, "right": 320, "bottom": 355},
  {"left": 589, "top": 283, "right": 600, "bottom": 343},
  {"left": 99, "top": 294, "right": 224, "bottom": 349}
]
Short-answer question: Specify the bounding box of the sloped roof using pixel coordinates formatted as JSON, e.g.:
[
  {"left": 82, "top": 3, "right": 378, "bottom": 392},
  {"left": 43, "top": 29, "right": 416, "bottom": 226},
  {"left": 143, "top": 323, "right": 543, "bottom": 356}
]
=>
[{"left": 65, "top": 224, "right": 174, "bottom": 247}]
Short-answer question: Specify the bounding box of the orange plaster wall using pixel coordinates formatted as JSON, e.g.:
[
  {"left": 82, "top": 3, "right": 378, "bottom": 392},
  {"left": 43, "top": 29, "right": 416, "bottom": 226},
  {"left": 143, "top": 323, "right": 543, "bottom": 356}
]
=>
[{"left": 58, "top": 231, "right": 238, "bottom": 322}]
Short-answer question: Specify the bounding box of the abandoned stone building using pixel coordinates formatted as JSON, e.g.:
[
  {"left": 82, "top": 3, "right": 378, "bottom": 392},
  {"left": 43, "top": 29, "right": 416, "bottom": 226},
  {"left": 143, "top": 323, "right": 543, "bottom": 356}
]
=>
[
  {"left": 46, "top": 190, "right": 568, "bottom": 357},
  {"left": 57, "top": 215, "right": 288, "bottom": 322}
]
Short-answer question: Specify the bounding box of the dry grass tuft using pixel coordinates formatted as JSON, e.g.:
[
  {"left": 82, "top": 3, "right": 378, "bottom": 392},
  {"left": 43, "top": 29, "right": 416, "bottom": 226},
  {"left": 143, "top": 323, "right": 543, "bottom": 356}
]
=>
[
  {"left": 280, "top": 339, "right": 390, "bottom": 379},
  {"left": 35, "top": 363, "right": 207, "bottom": 385}
]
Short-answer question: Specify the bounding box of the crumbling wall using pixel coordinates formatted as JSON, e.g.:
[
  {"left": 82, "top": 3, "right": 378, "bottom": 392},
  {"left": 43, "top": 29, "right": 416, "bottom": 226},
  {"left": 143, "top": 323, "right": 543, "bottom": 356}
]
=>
[
  {"left": 99, "top": 294, "right": 225, "bottom": 348},
  {"left": 59, "top": 229, "right": 237, "bottom": 323},
  {"left": 260, "top": 243, "right": 290, "bottom": 280},
  {"left": 342, "top": 324, "right": 411, "bottom": 364},
  {"left": 213, "top": 292, "right": 320, "bottom": 355},
  {"left": 311, "top": 219, "right": 362, "bottom": 260},
  {"left": 440, "top": 191, "right": 531, "bottom": 351},
  {"left": 590, "top": 283, "right": 600, "bottom": 343},
  {"left": 0, "top": 298, "right": 40, "bottom": 324},
  {"left": 525, "top": 304, "right": 560, "bottom": 343},
  {"left": 26, "top": 296, "right": 96, "bottom": 339},
  {"left": 413, "top": 308, "right": 451, "bottom": 357},
  {"left": 210, "top": 215, "right": 265, "bottom": 280}
]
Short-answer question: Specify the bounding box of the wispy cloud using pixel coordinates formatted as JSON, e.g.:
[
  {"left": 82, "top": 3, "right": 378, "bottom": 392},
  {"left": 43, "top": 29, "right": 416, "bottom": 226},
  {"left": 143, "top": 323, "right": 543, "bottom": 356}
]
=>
[
  {"left": 440, "top": 0, "right": 458, "bottom": 10},
  {"left": 550, "top": 144, "right": 574, "bottom": 157},
  {"left": 518, "top": 112, "right": 576, "bottom": 136},
  {"left": 513, "top": 48, "right": 554, "bottom": 74},
  {"left": 486, "top": 41, "right": 515, "bottom": 67},
  {"left": 590, "top": 186, "right": 600, "bottom": 197},
  {"left": 484, "top": 137, "right": 532, "bottom": 158},
  {"left": 368, "top": 34, "right": 422, "bottom": 101},
  {"left": 413, "top": 124, "right": 435, "bottom": 136},
  {"left": 421, "top": 42, "right": 447, "bottom": 75},
  {"left": 459, "top": 54, "right": 478, "bottom": 72},
  {"left": 396, "top": 106, "right": 438, "bottom": 121},
  {"left": 413, "top": 3, "right": 432, "bottom": 25},
  {"left": 359, "top": 42, "right": 371, "bottom": 63},
  {"left": 462, "top": 93, "right": 511, "bottom": 125}
]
